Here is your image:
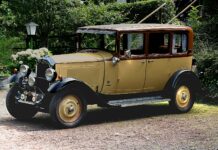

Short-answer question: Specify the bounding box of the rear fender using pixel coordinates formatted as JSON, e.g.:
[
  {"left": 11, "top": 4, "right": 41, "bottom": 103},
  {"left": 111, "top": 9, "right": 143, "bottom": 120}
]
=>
[{"left": 164, "top": 70, "right": 202, "bottom": 97}]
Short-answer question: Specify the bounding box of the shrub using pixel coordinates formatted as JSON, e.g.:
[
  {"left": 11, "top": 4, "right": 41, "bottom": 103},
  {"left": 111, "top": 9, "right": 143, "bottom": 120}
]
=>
[
  {"left": 11, "top": 48, "right": 51, "bottom": 70},
  {"left": 195, "top": 50, "right": 218, "bottom": 99}
]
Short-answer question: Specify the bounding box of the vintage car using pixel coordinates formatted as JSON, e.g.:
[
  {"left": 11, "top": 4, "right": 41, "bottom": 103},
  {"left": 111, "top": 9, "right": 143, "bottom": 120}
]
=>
[{"left": 6, "top": 24, "right": 201, "bottom": 128}]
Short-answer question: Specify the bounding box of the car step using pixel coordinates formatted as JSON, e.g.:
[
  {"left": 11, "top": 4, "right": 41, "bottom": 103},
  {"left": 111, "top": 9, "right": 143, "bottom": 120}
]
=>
[{"left": 107, "top": 96, "right": 171, "bottom": 107}]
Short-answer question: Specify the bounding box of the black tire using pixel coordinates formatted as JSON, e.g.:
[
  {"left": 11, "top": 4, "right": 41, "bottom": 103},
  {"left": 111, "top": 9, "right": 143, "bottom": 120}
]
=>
[
  {"left": 49, "top": 86, "right": 87, "bottom": 128},
  {"left": 169, "top": 80, "right": 195, "bottom": 113},
  {"left": 6, "top": 85, "right": 37, "bottom": 120}
]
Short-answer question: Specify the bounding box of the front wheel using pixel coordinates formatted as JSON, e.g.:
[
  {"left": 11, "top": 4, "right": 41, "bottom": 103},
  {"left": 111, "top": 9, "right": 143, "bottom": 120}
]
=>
[
  {"left": 49, "top": 87, "right": 87, "bottom": 128},
  {"left": 169, "top": 83, "right": 195, "bottom": 113},
  {"left": 6, "top": 85, "right": 38, "bottom": 120}
]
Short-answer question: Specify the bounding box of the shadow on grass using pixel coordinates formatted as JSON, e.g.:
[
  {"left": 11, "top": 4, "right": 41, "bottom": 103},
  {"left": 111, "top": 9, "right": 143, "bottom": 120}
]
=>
[
  {"left": 197, "top": 96, "right": 218, "bottom": 105},
  {"left": 0, "top": 103, "right": 176, "bottom": 131}
]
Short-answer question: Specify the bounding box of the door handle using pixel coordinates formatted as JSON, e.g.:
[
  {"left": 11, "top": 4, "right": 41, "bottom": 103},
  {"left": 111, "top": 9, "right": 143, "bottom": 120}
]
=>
[{"left": 148, "top": 60, "right": 154, "bottom": 63}]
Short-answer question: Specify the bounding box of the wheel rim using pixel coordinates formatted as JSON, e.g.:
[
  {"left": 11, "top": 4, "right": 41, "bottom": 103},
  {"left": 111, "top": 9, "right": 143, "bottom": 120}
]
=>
[
  {"left": 176, "top": 86, "right": 191, "bottom": 108},
  {"left": 58, "top": 95, "right": 82, "bottom": 123}
]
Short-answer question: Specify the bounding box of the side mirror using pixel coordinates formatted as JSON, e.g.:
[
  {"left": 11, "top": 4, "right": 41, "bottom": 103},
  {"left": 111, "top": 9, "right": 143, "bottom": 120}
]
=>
[
  {"left": 112, "top": 57, "right": 120, "bottom": 65},
  {"left": 124, "top": 49, "right": 131, "bottom": 58}
]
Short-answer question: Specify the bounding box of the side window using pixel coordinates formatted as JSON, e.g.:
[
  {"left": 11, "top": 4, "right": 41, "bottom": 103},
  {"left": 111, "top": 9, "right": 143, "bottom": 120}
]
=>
[
  {"left": 104, "top": 34, "right": 116, "bottom": 52},
  {"left": 120, "top": 33, "right": 144, "bottom": 55},
  {"left": 148, "top": 33, "right": 170, "bottom": 54},
  {"left": 173, "top": 33, "right": 188, "bottom": 54}
]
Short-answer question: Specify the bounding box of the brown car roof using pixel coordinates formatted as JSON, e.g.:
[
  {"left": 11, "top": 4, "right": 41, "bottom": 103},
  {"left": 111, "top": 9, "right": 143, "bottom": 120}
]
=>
[{"left": 77, "top": 24, "right": 192, "bottom": 32}]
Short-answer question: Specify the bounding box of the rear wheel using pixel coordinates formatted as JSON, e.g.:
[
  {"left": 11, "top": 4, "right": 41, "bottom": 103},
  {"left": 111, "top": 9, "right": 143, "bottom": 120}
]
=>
[
  {"left": 6, "top": 85, "right": 37, "bottom": 120},
  {"left": 49, "top": 87, "right": 87, "bottom": 128},
  {"left": 169, "top": 82, "right": 195, "bottom": 113}
]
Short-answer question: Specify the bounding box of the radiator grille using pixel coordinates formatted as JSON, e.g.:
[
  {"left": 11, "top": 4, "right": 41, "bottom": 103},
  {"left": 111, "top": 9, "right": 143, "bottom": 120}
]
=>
[{"left": 36, "top": 60, "right": 50, "bottom": 78}]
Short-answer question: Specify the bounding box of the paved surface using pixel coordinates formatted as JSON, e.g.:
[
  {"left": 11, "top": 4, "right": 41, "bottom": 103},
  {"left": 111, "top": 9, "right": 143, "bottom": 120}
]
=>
[{"left": 0, "top": 90, "right": 218, "bottom": 150}]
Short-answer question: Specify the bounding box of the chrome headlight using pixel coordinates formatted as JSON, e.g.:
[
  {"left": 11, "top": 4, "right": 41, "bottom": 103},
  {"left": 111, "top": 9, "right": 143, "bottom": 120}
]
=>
[
  {"left": 20, "top": 65, "right": 30, "bottom": 77},
  {"left": 45, "top": 68, "right": 56, "bottom": 82},
  {"left": 28, "top": 76, "right": 35, "bottom": 86}
]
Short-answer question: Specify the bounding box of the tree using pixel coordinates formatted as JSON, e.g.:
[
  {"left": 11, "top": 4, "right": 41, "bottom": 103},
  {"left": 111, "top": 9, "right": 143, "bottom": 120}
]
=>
[
  {"left": 6, "top": 0, "right": 81, "bottom": 47},
  {"left": 0, "top": 1, "right": 16, "bottom": 37}
]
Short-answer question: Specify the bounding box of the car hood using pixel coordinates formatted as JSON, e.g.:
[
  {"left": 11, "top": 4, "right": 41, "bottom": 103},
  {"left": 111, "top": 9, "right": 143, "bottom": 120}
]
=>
[{"left": 50, "top": 50, "right": 113, "bottom": 64}]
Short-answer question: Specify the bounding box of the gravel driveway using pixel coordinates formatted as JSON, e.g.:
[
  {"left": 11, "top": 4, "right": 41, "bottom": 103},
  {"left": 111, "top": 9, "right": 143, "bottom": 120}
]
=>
[{"left": 0, "top": 90, "right": 218, "bottom": 150}]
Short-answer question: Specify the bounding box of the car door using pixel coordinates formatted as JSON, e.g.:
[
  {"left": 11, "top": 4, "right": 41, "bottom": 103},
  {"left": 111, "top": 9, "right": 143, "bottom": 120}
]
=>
[
  {"left": 101, "top": 32, "right": 146, "bottom": 95},
  {"left": 115, "top": 33, "right": 146, "bottom": 94},
  {"left": 144, "top": 32, "right": 172, "bottom": 92}
]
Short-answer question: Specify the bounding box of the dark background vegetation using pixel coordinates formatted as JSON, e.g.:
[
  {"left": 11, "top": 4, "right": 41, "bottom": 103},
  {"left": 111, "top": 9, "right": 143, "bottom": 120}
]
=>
[{"left": 0, "top": 0, "right": 217, "bottom": 99}]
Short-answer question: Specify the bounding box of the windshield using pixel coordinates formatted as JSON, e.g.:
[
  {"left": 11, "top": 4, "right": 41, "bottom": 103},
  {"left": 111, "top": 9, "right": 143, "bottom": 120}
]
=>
[{"left": 80, "top": 33, "right": 116, "bottom": 52}]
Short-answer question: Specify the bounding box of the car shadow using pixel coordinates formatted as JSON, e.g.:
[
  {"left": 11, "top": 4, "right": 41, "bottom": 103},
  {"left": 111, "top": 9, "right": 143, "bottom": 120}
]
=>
[
  {"left": 0, "top": 103, "right": 175, "bottom": 131},
  {"left": 83, "top": 104, "right": 174, "bottom": 126}
]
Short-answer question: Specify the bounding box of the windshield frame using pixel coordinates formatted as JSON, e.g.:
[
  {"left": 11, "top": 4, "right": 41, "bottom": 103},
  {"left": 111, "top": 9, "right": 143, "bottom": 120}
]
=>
[{"left": 77, "top": 29, "right": 117, "bottom": 53}]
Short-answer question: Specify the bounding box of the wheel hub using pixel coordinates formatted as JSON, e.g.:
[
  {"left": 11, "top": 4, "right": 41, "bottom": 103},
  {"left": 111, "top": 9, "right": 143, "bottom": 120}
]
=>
[
  {"left": 58, "top": 95, "right": 81, "bottom": 123},
  {"left": 181, "top": 92, "right": 188, "bottom": 101},
  {"left": 176, "top": 86, "right": 191, "bottom": 108},
  {"left": 63, "top": 102, "right": 77, "bottom": 117}
]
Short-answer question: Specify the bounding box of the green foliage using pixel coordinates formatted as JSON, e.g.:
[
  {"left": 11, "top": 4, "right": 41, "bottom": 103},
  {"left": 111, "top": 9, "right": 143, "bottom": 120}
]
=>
[
  {"left": 0, "top": 0, "right": 176, "bottom": 48},
  {"left": 202, "top": 0, "right": 218, "bottom": 17},
  {"left": 4, "top": 0, "right": 81, "bottom": 45},
  {"left": 0, "top": 1, "right": 16, "bottom": 37},
  {"left": 107, "top": 0, "right": 175, "bottom": 23},
  {"left": 195, "top": 50, "right": 218, "bottom": 98},
  {"left": 187, "top": 6, "right": 202, "bottom": 30},
  {"left": 67, "top": 0, "right": 176, "bottom": 31},
  {"left": 67, "top": 3, "right": 125, "bottom": 32},
  {"left": 187, "top": 4, "right": 218, "bottom": 46},
  {"left": 0, "top": 37, "right": 24, "bottom": 75},
  {"left": 0, "top": 37, "right": 24, "bottom": 65},
  {"left": 83, "top": 0, "right": 116, "bottom": 5},
  {"left": 186, "top": 3, "right": 218, "bottom": 99}
]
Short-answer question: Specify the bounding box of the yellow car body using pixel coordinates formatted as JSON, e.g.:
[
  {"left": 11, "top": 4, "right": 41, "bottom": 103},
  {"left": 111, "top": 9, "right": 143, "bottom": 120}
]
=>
[{"left": 6, "top": 24, "right": 201, "bottom": 128}]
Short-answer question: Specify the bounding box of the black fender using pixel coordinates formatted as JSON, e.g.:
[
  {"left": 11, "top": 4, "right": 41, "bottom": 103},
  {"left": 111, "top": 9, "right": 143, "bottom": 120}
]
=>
[
  {"left": 8, "top": 73, "right": 24, "bottom": 85},
  {"left": 164, "top": 70, "right": 202, "bottom": 98},
  {"left": 47, "top": 78, "right": 77, "bottom": 93},
  {"left": 47, "top": 78, "right": 101, "bottom": 105}
]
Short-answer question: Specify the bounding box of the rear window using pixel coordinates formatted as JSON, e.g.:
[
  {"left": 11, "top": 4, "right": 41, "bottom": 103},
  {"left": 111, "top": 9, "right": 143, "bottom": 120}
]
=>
[
  {"left": 148, "top": 33, "right": 170, "bottom": 54},
  {"left": 172, "top": 33, "right": 188, "bottom": 54}
]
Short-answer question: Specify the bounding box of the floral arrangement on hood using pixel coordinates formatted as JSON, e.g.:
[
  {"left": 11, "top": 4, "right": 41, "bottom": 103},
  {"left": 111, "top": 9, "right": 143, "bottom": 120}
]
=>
[{"left": 11, "top": 47, "right": 52, "bottom": 69}]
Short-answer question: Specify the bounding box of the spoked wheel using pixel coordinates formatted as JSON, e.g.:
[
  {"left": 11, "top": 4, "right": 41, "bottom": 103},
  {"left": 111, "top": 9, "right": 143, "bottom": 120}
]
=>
[
  {"left": 49, "top": 87, "right": 87, "bottom": 128},
  {"left": 169, "top": 82, "right": 195, "bottom": 113}
]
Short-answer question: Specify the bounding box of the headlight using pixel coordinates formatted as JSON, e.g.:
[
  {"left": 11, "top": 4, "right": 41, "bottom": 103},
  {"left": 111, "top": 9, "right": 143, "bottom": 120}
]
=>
[
  {"left": 28, "top": 76, "right": 35, "bottom": 86},
  {"left": 20, "top": 65, "right": 30, "bottom": 77},
  {"left": 45, "top": 68, "right": 57, "bottom": 82}
]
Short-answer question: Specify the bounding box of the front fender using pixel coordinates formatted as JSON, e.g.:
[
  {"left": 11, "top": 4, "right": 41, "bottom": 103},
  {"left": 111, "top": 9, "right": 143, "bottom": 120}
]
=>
[
  {"left": 47, "top": 78, "right": 102, "bottom": 105},
  {"left": 47, "top": 78, "right": 77, "bottom": 93}
]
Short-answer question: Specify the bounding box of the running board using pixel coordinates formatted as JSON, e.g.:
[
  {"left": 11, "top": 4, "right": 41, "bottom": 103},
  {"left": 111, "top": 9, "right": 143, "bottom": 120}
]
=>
[{"left": 107, "top": 96, "right": 171, "bottom": 107}]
